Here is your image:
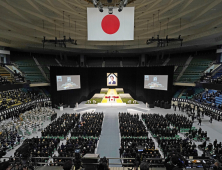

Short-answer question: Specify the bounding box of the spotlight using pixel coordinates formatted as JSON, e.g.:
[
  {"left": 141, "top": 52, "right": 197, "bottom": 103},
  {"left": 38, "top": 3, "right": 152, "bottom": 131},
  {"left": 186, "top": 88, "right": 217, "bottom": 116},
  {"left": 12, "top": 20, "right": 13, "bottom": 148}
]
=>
[
  {"left": 118, "top": 1, "right": 124, "bottom": 12},
  {"left": 123, "top": 0, "right": 128, "bottom": 7},
  {"left": 98, "top": 2, "right": 103, "bottom": 12},
  {"left": 99, "top": 8, "right": 103, "bottom": 12},
  {"left": 108, "top": 6, "right": 113, "bottom": 14},
  {"left": 92, "top": 0, "right": 98, "bottom": 7}
]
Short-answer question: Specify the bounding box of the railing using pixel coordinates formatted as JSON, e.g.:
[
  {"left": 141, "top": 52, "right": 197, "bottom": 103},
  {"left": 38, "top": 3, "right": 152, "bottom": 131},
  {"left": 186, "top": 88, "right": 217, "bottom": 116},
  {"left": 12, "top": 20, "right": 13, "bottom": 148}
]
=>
[
  {"left": 172, "top": 98, "right": 222, "bottom": 115},
  {"left": 1, "top": 156, "right": 165, "bottom": 167},
  {"left": 0, "top": 98, "right": 51, "bottom": 116},
  {"left": 1, "top": 156, "right": 215, "bottom": 169}
]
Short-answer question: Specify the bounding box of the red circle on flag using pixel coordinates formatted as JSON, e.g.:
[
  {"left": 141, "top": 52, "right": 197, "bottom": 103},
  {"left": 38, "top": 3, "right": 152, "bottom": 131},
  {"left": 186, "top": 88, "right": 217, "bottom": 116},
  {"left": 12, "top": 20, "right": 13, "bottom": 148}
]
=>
[{"left": 101, "top": 15, "right": 120, "bottom": 34}]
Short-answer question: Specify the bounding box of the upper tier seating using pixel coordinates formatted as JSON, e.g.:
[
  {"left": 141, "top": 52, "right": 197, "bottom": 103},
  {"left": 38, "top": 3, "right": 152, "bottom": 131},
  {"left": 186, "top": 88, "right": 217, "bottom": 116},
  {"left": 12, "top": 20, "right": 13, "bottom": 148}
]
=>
[
  {"left": 11, "top": 55, "right": 47, "bottom": 83},
  {"left": 179, "top": 87, "right": 205, "bottom": 100},
  {"left": 179, "top": 53, "right": 215, "bottom": 82},
  {"left": 0, "top": 66, "right": 13, "bottom": 83},
  {"left": 166, "top": 54, "right": 189, "bottom": 66}
]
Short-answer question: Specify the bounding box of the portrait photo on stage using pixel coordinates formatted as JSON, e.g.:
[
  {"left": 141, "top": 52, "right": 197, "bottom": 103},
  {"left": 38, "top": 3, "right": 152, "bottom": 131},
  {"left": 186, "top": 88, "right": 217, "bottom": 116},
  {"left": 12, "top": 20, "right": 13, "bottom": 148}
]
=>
[{"left": 107, "top": 73, "right": 118, "bottom": 86}]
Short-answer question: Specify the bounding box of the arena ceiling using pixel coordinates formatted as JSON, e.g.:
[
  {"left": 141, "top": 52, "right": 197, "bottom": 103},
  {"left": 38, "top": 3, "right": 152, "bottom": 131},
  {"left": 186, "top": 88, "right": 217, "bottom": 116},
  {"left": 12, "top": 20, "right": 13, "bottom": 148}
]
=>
[{"left": 0, "top": 0, "right": 222, "bottom": 53}]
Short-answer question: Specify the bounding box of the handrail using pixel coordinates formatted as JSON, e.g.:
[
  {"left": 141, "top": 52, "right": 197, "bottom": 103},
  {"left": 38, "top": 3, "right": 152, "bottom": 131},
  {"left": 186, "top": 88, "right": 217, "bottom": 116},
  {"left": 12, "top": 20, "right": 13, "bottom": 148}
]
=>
[
  {"left": 172, "top": 98, "right": 222, "bottom": 114},
  {"left": 0, "top": 97, "right": 51, "bottom": 115}
]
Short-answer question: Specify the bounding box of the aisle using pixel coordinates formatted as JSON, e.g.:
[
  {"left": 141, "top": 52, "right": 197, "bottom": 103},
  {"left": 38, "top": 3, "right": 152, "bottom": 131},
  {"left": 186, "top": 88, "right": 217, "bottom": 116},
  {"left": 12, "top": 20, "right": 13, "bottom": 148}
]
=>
[{"left": 96, "top": 107, "right": 127, "bottom": 167}]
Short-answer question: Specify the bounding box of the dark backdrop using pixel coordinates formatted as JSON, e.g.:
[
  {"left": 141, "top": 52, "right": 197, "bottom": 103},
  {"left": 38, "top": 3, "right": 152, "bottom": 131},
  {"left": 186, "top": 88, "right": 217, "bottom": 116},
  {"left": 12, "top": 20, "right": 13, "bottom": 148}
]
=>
[{"left": 50, "top": 66, "right": 174, "bottom": 107}]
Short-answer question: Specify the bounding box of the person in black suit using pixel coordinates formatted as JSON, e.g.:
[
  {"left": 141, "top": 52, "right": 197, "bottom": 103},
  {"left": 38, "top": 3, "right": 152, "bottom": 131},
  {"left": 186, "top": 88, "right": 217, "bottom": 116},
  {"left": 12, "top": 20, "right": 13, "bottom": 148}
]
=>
[
  {"left": 197, "top": 118, "right": 202, "bottom": 126},
  {"left": 210, "top": 115, "right": 213, "bottom": 123}
]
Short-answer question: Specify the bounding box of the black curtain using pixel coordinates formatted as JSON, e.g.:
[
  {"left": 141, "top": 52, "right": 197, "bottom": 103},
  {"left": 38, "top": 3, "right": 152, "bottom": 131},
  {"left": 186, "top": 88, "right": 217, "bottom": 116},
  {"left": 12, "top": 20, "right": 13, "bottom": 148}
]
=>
[{"left": 50, "top": 66, "right": 174, "bottom": 107}]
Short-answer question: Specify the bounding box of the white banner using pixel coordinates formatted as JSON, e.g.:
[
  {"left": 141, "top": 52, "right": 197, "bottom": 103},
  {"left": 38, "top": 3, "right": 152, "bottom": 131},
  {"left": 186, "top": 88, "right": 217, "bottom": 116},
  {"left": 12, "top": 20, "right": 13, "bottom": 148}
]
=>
[{"left": 87, "top": 7, "right": 134, "bottom": 41}]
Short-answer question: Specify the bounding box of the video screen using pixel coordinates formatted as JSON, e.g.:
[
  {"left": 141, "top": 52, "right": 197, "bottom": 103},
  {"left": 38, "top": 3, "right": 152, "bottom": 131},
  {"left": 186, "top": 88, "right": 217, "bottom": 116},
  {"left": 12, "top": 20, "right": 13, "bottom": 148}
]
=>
[
  {"left": 107, "top": 73, "right": 118, "bottom": 86},
  {"left": 56, "top": 75, "right": 81, "bottom": 91},
  {"left": 144, "top": 75, "right": 168, "bottom": 91}
]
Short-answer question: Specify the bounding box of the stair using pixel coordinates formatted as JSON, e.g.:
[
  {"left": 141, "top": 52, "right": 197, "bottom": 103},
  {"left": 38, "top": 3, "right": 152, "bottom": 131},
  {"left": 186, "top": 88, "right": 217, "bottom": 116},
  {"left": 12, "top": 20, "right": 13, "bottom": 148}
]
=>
[
  {"left": 212, "top": 64, "right": 222, "bottom": 76},
  {"left": 33, "top": 57, "right": 49, "bottom": 82},
  {"left": 176, "top": 56, "right": 193, "bottom": 81},
  {"left": 174, "top": 66, "right": 178, "bottom": 72},
  {"left": 0, "top": 66, "right": 13, "bottom": 82},
  {"left": 55, "top": 59, "right": 62, "bottom": 66},
  {"left": 178, "top": 88, "right": 186, "bottom": 98},
  {"left": 162, "top": 57, "right": 170, "bottom": 66}
]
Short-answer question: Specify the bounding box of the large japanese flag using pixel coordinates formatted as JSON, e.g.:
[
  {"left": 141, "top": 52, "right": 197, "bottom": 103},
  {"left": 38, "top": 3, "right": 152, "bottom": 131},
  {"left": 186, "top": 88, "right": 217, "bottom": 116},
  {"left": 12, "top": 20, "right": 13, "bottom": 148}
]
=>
[{"left": 87, "top": 7, "right": 134, "bottom": 41}]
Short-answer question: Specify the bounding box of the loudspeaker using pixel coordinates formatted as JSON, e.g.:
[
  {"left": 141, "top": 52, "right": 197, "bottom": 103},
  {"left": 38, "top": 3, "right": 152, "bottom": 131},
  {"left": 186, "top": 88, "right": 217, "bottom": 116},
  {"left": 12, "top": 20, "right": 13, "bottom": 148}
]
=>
[{"left": 82, "top": 154, "right": 99, "bottom": 170}]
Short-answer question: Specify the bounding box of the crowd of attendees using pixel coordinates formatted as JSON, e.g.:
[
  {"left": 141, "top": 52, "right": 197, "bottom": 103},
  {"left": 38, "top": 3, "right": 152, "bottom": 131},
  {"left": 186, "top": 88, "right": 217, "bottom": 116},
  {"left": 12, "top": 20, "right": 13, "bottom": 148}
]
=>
[
  {"left": 118, "top": 113, "right": 162, "bottom": 167},
  {"left": 13, "top": 70, "right": 25, "bottom": 83},
  {"left": 0, "top": 75, "right": 10, "bottom": 85},
  {"left": 119, "top": 113, "right": 147, "bottom": 137},
  {"left": 42, "top": 113, "right": 80, "bottom": 137},
  {"left": 0, "top": 88, "right": 46, "bottom": 115},
  {"left": 14, "top": 137, "right": 60, "bottom": 163},
  {"left": 158, "top": 137, "right": 198, "bottom": 157},
  {"left": 200, "top": 72, "right": 222, "bottom": 84},
  {"left": 141, "top": 114, "right": 178, "bottom": 137},
  {"left": 140, "top": 113, "right": 200, "bottom": 158},
  {"left": 58, "top": 137, "right": 98, "bottom": 158},
  {"left": 120, "top": 137, "right": 161, "bottom": 166},
  {"left": 185, "top": 127, "right": 209, "bottom": 141},
  {"left": 166, "top": 114, "right": 193, "bottom": 131},
  {"left": 193, "top": 90, "right": 222, "bottom": 110},
  {"left": 71, "top": 112, "right": 103, "bottom": 137}
]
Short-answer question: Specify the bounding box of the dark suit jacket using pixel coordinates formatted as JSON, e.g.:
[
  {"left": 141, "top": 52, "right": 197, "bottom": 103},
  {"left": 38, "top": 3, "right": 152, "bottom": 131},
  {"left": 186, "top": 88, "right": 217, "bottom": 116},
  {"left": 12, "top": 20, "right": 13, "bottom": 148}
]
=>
[{"left": 109, "top": 81, "right": 116, "bottom": 84}]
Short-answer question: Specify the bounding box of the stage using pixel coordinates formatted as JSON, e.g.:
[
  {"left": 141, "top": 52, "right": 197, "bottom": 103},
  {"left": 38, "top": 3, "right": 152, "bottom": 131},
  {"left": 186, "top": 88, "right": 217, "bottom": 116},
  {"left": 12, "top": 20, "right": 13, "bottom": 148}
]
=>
[{"left": 86, "top": 88, "right": 138, "bottom": 106}]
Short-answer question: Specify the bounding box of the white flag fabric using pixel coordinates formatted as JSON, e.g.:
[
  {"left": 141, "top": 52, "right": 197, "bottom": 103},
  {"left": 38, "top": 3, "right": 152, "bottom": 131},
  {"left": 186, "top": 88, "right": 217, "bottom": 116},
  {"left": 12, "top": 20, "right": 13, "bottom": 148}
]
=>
[{"left": 87, "top": 7, "right": 134, "bottom": 41}]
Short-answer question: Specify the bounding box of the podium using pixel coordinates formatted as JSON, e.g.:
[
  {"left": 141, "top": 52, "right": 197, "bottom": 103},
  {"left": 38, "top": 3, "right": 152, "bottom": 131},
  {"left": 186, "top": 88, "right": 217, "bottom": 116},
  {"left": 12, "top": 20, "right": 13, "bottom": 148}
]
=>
[
  {"left": 82, "top": 154, "right": 99, "bottom": 170},
  {"left": 60, "top": 106, "right": 63, "bottom": 111}
]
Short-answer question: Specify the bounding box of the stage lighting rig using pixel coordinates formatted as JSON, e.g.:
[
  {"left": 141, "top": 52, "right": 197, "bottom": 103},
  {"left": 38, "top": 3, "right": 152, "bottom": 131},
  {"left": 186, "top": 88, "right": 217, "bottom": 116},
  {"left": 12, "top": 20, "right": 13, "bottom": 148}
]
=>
[
  {"left": 42, "top": 36, "right": 77, "bottom": 48},
  {"left": 91, "top": 0, "right": 130, "bottom": 13},
  {"left": 146, "top": 35, "right": 183, "bottom": 47},
  {"left": 108, "top": 6, "right": 113, "bottom": 14},
  {"left": 92, "top": 0, "right": 99, "bottom": 7},
  {"left": 98, "top": 2, "right": 104, "bottom": 12}
]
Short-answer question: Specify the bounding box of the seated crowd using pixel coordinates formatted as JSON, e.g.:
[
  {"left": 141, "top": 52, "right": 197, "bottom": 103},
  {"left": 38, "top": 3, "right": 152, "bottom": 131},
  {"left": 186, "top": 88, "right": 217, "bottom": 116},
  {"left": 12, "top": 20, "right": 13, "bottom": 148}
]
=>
[
  {"left": 119, "top": 113, "right": 147, "bottom": 137},
  {"left": 13, "top": 70, "right": 25, "bottom": 83},
  {"left": 119, "top": 113, "right": 161, "bottom": 166},
  {"left": 71, "top": 112, "right": 103, "bottom": 137},
  {"left": 0, "top": 75, "right": 10, "bottom": 85},
  {"left": 165, "top": 113, "right": 193, "bottom": 131},
  {"left": 158, "top": 137, "right": 198, "bottom": 157},
  {"left": 141, "top": 114, "right": 178, "bottom": 137},
  {"left": 120, "top": 137, "right": 161, "bottom": 166},
  {"left": 0, "top": 88, "right": 46, "bottom": 114},
  {"left": 57, "top": 137, "right": 98, "bottom": 159},
  {"left": 185, "top": 127, "right": 209, "bottom": 141},
  {"left": 14, "top": 137, "right": 60, "bottom": 164},
  {"left": 193, "top": 90, "right": 222, "bottom": 110},
  {"left": 42, "top": 113, "right": 80, "bottom": 137}
]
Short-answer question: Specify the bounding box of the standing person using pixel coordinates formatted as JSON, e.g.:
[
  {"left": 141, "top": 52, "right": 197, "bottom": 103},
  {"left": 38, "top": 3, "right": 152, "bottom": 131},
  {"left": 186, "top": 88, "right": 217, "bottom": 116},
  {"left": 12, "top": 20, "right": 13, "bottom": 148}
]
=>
[
  {"left": 210, "top": 115, "right": 213, "bottom": 123},
  {"left": 197, "top": 118, "right": 202, "bottom": 126},
  {"left": 192, "top": 115, "right": 195, "bottom": 122},
  {"left": 178, "top": 102, "right": 181, "bottom": 111},
  {"left": 174, "top": 105, "right": 177, "bottom": 111}
]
